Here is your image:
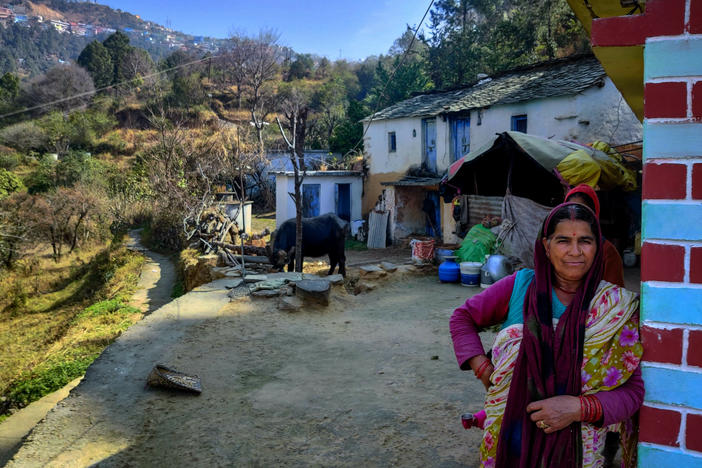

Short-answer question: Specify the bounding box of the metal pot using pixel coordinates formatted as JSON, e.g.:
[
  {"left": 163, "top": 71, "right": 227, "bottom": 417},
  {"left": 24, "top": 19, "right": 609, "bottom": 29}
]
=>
[{"left": 480, "top": 254, "right": 514, "bottom": 288}]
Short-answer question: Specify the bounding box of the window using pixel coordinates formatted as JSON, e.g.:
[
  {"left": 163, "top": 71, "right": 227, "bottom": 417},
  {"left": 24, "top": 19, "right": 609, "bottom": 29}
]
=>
[
  {"left": 388, "top": 131, "right": 397, "bottom": 152},
  {"left": 511, "top": 115, "right": 527, "bottom": 133}
]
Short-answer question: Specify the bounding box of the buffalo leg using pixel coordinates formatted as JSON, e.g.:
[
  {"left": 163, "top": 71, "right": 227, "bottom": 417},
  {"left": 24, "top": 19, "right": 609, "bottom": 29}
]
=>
[
  {"left": 328, "top": 254, "right": 338, "bottom": 275},
  {"left": 339, "top": 256, "right": 346, "bottom": 277},
  {"left": 338, "top": 238, "right": 346, "bottom": 277},
  {"left": 287, "top": 247, "right": 295, "bottom": 272}
]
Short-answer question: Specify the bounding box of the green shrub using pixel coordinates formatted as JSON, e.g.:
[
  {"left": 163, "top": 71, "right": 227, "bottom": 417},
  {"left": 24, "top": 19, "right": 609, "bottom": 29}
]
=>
[
  {"left": 0, "top": 168, "right": 24, "bottom": 198},
  {"left": 0, "top": 121, "right": 46, "bottom": 153},
  {"left": 0, "top": 151, "right": 21, "bottom": 170},
  {"left": 7, "top": 357, "right": 97, "bottom": 408}
]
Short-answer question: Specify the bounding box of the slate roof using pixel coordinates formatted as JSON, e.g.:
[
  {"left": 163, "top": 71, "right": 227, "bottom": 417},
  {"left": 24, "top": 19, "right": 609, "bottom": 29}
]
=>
[
  {"left": 381, "top": 176, "right": 442, "bottom": 187},
  {"left": 367, "top": 55, "right": 606, "bottom": 121}
]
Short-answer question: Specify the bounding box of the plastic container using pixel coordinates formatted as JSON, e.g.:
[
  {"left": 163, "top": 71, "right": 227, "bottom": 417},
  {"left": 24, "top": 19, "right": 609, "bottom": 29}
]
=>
[
  {"left": 435, "top": 248, "right": 454, "bottom": 265},
  {"left": 410, "top": 239, "right": 435, "bottom": 264},
  {"left": 623, "top": 249, "right": 637, "bottom": 267},
  {"left": 460, "top": 261, "right": 482, "bottom": 287},
  {"left": 439, "top": 256, "right": 460, "bottom": 283}
]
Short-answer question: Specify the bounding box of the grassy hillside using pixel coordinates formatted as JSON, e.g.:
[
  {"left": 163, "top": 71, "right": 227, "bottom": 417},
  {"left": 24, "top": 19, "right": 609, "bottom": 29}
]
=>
[{"left": 0, "top": 236, "right": 145, "bottom": 421}]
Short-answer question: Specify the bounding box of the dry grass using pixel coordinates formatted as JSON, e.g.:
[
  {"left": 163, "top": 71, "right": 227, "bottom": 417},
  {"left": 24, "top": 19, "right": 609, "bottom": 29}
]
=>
[
  {"left": 251, "top": 211, "right": 276, "bottom": 243},
  {"left": 0, "top": 238, "right": 146, "bottom": 416}
]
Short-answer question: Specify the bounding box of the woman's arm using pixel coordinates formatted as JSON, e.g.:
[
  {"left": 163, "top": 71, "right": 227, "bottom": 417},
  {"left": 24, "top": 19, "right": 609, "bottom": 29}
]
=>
[
  {"left": 594, "top": 365, "right": 645, "bottom": 427},
  {"left": 449, "top": 272, "right": 516, "bottom": 371}
]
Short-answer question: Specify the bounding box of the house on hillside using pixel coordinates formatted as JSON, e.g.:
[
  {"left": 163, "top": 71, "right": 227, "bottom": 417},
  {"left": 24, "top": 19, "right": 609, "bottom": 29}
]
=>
[
  {"left": 0, "top": 7, "right": 13, "bottom": 26},
  {"left": 362, "top": 54, "right": 642, "bottom": 244}
]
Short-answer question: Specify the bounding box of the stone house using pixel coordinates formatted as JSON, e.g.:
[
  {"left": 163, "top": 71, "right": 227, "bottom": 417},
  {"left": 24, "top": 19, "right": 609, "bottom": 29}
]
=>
[{"left": 362, "top": 54, "right": 642, "bottom": 243}]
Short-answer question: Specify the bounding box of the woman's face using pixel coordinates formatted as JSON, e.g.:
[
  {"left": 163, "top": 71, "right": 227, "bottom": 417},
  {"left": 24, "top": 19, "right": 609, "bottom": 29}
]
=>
[{"left": 542, "top": 219, "right": 597, "bottom": 283}]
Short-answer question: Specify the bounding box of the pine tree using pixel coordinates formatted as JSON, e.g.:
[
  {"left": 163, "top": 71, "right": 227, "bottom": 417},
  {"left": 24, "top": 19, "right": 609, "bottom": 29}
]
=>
[{"left": 77, "top": 41, "right": 113, "bottom": 89}]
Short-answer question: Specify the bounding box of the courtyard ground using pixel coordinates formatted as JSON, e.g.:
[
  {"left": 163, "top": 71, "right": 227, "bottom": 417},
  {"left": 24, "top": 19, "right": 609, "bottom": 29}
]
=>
[{"left": 5, "top": 271, "right": 491, "bottom": 467}]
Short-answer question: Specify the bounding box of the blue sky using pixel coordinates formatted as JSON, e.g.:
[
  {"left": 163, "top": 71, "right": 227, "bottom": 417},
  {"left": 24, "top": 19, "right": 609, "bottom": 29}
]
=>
[{"left": 99, "top": 0, "right": 431, "bottom": 61}]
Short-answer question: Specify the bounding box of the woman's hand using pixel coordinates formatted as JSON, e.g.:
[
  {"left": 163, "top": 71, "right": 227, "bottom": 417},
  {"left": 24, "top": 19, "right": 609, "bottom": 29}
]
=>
[{"left": 526, "top": 395, "right": 581, "bottom": 434}]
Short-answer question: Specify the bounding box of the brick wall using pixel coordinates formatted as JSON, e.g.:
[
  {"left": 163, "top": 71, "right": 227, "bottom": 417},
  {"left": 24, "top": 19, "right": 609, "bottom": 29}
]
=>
[{"left": 594, "top": 0, "right": 702, "bottom": 465}]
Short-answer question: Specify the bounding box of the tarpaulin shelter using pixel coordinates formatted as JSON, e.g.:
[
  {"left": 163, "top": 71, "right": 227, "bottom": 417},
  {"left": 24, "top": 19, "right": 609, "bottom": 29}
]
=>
[{"left": 440, "top": 131, "right": 589, "bottom": 206}]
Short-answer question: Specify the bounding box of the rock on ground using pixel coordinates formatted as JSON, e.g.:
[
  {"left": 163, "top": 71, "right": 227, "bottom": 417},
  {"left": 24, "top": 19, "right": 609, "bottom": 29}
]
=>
[
  {"left": 359, "top": 265, "right": 387, "bottom": 280},
  {"left": 277, "top": 295, "right": 303, "bottom": 311},
  {"left": 295, "top": 279, "right": 331, "bottom": 306}
]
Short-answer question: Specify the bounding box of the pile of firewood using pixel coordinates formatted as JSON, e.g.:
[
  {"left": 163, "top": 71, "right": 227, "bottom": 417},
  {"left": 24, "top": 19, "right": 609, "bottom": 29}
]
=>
[{"left": 185, "top": 207, "right": 272, "bottom": 271}]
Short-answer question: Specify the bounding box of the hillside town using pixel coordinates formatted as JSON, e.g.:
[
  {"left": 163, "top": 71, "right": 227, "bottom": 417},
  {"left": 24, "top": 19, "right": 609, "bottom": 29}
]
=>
[{"left": 0, "top": 3, "right": 219, "bottom": 52}]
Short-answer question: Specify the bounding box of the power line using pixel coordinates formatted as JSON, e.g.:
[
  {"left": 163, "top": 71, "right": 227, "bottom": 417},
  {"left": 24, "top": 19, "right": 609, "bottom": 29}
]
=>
[
  {"left": 0, "top": 55, "right": 215, "bottom": 120},
  {"left": 342, "top": 0, "right": 435, "bottom": 159},
  {"left": 1, "top": 0, "right": 436, "bottom": 154}
]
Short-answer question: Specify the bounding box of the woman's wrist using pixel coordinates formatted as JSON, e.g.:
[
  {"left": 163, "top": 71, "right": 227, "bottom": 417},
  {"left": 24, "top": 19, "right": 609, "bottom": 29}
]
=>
[
  {"left": 579, "top": 395, "right": 603, "bottom": 423},
  {"left": 468, "top": 355, "right": 491, "bottom": 377}
]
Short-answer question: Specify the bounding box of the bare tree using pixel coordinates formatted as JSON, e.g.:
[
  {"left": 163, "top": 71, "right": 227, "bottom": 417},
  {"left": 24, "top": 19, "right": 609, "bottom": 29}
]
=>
[
  {"left": 142, "top": 109, "right": 222, "bottom": 250},
  {"left": 22, "top": 186, "right": 104, "bottom": 262},
  {"left": 217, "top": 123, "right": 267, "bottom": 274},
  {"left": 219, "top": 32, "right": 253, "bottom": 109},
  {"left": 119, "top": 48, "right": 156, "bottom": 92},
  {"left": 275, "top": 86, "right": 310, "bottom": 272},
  {"left": 243, "top": 30, "right": 280, "bottom": 152},
  {"left": 22, "top": 64, "right": 95, "bottom": 114},
  {"left": 0, "top": 193, "right": 29, "bottom": 269}
]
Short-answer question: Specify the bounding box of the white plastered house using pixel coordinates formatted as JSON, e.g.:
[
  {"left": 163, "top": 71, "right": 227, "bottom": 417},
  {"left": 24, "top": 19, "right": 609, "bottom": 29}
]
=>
[{"left": 362, "top": 54, "right": 642, "bottom": 244}]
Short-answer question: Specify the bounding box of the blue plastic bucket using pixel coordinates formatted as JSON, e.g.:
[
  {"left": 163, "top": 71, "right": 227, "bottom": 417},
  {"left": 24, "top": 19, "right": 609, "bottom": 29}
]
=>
[
  {"left": 460, "top": 262, "right": 482, "bottom": 287},
  {"left": 460, "top": 273, "right": 480, "bottom": 286}
]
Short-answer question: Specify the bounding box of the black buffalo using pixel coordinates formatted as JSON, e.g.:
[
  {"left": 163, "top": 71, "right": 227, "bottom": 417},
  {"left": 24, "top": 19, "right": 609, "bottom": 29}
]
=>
[{"left": 269, "top": 213, "right": 349, "bottom": 276}]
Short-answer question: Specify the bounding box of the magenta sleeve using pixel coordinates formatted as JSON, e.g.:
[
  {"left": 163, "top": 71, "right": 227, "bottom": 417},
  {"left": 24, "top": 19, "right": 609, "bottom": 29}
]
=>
[
  {"left": 594, "top": 365, "right": 645, "bottom": 427},
  {"left": 449, "top": 273, "right": 516, "bottom": 371}
]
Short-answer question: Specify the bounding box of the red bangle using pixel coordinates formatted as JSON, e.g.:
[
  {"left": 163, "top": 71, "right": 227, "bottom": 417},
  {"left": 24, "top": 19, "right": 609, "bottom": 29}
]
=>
[
  {"left": 580, "top": 395, "right": 603, "bottom": 423},
  {"left": 474, "top": 359, "right": 490, "bottom": 379}
]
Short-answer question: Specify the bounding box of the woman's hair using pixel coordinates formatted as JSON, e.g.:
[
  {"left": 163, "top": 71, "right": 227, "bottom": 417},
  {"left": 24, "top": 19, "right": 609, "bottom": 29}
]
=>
[
  {"left": 566, "top": 192, "right": 597, "bottom": 214},
  {"left": 543, "top": 203, "right": 599, "bottom": 239}
]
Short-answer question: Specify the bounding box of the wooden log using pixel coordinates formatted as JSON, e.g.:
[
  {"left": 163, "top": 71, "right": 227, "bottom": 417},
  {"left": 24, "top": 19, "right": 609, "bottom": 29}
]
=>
[
  {"left": 214, "top": 241, "right": 268, "bottom": 257},
  {"left": 227, "top": 254, "right": 271, "bottom": 264}
]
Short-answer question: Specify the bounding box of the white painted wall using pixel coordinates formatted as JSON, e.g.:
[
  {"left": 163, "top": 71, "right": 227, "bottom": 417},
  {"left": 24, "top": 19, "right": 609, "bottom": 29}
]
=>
[
  {"left": 468, "top": 78, "right": 641, "bottom": 149},
  {"left": 365, "top": 117, "right": 423, "bottom": 175},
  {"left": 366, "top": 77, "right": 642, "bottom": 179},
  {"left": 274, "top": 173, "right": 363, "bottom": 227}
]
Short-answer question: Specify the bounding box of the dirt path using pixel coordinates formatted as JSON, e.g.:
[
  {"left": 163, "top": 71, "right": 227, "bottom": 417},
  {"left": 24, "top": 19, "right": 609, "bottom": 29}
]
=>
[
  {"left": 6, "top": 274, "right": 491, "bottom": 467},
  {"left": 126, "top": 229, "right": 177, "bottom": 314},
  {"left": 0, "top": 232, "right": 177, "bottom": 466}
]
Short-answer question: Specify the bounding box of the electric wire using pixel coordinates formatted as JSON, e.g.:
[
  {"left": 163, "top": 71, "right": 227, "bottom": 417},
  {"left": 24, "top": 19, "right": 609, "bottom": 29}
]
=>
[
  {"left": 1, "top": 0, "right": 437, "bottom": 162},
  {"left": 341, "top": 0, "right": 436, "bottom": 159}
]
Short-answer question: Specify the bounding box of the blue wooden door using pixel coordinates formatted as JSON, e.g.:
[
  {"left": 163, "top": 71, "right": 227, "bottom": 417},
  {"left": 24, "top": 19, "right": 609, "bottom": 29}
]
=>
[
  {"left": 335, "top": 183, "right": 351, "bottom": 222},
  {"left": 423, "top": 118, "right": 437, "bottom": 173},
  {"left": 451, "top": 118, "right": 470, "bottom": 161},
  {"left": 424, "top": 191, "right": 441, "bottom": 238},
  {"left": 302, "top": 184, "right": 320, "bottom": 217}
]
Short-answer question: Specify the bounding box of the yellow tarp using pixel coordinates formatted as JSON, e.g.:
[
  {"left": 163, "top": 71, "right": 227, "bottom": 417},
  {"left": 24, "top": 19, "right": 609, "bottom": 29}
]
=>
[
  {"left": 590, "top": 141, "right": 638, "bottom": 191},
  {"left": 556, "top": 149, "right": 601, "bottom": 188},
  {"left": 557, "top": 141, "right": 638, "bottom": 191}
]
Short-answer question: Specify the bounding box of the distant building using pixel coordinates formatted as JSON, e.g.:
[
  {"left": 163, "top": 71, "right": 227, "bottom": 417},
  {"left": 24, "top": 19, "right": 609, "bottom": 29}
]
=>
[
  {"left": 273, "top": 170, "right": 363, "bottom": 227},
  {"left": 50, "top": 20, "right": 70, "bottom": 33},
  {"left": 0, "top": 7, "right": 12, "bottom": 26}
]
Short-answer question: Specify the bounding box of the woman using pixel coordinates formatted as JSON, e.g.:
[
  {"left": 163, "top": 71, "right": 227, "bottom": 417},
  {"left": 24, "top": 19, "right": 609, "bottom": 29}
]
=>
[{"left": 450, "top": 203, "right": 643, "bottom": 468}]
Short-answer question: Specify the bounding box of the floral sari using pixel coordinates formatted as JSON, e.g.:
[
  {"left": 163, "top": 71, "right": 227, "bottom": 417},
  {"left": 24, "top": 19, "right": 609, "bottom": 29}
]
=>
[{"left": 480, "top": 281, "right": 642, "bottom": 468}]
